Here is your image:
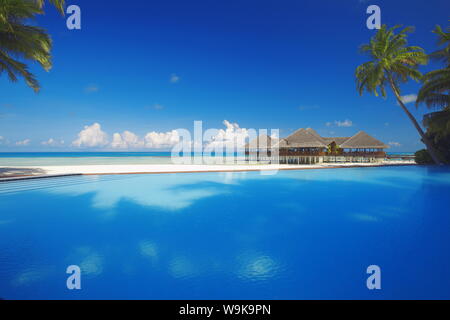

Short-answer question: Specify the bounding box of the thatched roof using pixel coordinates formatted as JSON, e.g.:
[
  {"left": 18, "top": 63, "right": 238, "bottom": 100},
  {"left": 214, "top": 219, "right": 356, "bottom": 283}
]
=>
[
  {"left": 244, "top": 134, "right": 278, "bottom": 149},
  {"left": 272, "top": 138, "right": 287, "bottom": 148},
  {"left": 283, "top": 128, "right": 328, "bottom": 148},
  {"left": 340, "top": 131, "right": 389, "bottom": 149},
  {"left": 305, "top": 128, "right": 320, "bottom": 138},
  {"left": 322, "top": 137, "right": 351, "bottom": 145},
  {"left": 246, "top": 128, "right": 388, "bottom": 150}
]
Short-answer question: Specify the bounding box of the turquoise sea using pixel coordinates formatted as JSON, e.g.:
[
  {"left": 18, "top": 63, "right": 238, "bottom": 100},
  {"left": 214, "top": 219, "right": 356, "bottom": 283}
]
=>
[
  {"left": 0, "top": 152, "right": 413, "bottom": 166},
  {"left": 0, "top": 165, "right": 449, "bottom": 299},
  {"left": 0, "top": 152, "right": 176, "bottom": 166}
]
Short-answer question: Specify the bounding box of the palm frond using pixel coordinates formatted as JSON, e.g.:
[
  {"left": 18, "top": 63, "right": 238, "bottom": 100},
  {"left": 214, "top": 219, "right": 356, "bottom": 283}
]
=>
[
  {"left": 416, "top": 24, "right": 450, "bottom": 109},
  {"left": 355, "top": 24, "right": 425, "bottom": 98},
  {"left": 0, "top": 49, "right": 39, "bottom": 91},
  {"left": 429, "top": 25, "right": 450, "bottom": 66},
  {"left": 34, "top": 0, "right": 66, "bottom": 15},
  {"left": 0, "top": 0, "right": 53, "bottom": 91}
]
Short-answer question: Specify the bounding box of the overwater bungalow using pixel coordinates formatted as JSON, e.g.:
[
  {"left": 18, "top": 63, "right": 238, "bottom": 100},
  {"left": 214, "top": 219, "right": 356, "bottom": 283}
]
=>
[{"left": 244, "top": 128, "right": 389, "bottom": 164}]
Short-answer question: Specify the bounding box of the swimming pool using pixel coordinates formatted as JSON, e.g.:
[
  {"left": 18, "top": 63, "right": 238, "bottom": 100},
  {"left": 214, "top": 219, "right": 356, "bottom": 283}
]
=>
[{"left": 0, "top": 166, "right": 449, "bottom": 299}]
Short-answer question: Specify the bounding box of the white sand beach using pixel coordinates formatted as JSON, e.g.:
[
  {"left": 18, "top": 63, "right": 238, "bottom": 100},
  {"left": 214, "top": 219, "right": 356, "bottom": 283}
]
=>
[{"left": 0, "top": 160, "right": 415, "bottom": 180}]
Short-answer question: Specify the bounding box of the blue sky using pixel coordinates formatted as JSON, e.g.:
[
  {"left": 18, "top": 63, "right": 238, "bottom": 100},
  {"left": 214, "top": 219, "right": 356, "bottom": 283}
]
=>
[{"left": 0, "top": 0, "right": 449, "bottom": 151}]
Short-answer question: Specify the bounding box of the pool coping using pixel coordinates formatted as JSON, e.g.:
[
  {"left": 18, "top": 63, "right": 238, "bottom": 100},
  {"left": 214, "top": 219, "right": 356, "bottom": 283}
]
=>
[{"left": 0, "top": 173, "right": 82, "bottom": 182}]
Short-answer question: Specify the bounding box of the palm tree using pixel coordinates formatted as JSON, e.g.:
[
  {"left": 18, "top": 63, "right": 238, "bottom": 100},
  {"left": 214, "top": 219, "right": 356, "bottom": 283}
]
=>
[
  {"left": 429, "top": 25, "right": 450, "bottom": 65},
  {"left": 0, "top": 0, "right": 52, "bottom": 92},
  {"left": 416, "top": 25, "right": 450, "bottom": 110},
  {"left": 35, "top": 0, "right": 65, "bottom": 15},
  {"left": 355, "top": 25, "right": 443, "bottom": 164},
  {"left": 0, "top": 0, "right": 66, "bottom": 92}
]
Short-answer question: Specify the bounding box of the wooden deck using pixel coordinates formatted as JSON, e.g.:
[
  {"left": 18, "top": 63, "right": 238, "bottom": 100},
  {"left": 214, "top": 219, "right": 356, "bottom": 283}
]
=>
[
  {"left": 245, "top": 151, "right": 387, "bottom": 158},
  {"left": 386, "top": 154, "right": 415, "bottom": 160}
]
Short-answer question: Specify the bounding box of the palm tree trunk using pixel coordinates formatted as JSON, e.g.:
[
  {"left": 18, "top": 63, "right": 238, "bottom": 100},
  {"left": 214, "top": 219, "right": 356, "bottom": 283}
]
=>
[{"left": 388, "top": 77, "right": 443, "bottom": 165}]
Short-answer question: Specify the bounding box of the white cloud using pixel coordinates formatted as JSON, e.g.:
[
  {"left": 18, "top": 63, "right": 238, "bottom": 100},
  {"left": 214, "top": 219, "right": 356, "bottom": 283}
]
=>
[
  {"left": 42, "top": 138, "right": 54, "bottom": 146},
  {"left": 0, "top": 136, "right": 10, "bottom": 145},
  {"left": 69, "top": 120, "right": 264, "bottom": 151},
  {"left": 16, "top": 139, "right": 31, "bottom": 146},
  {"left": 152, "top": 104, "right": 164, "bottom": 110},
  {"left": 327, "top": 119, "right": 353, "bottom": 127},
  {"left": 41, "top": 138, "right": 64, "bottom": 146},
  {"left": 111, "top": 131, "right": 144, "bottom": 149},
  {"left": 141, "top": 120, "right": 257, "bottom": 150},
  {"left": 110, "top": 129, "right": 181, "bottom": 150},
  {"left": 144, "top": 130, "right": 180, "bottom": 149},
  {"left": 84, "top": 85, "right": 99, "bottom": 93},
  {"left": 335, "top": 119, "right": 353, "bottom": 127},
  {"left": 170, "top": 74, "right": 180, "bottom": 83},
  {"left": 72, "top": 123, "right": 109, "bottom": 147},
  {"left": 399, "top": 94, "right": 417, "bottom": 105},
  {"left": 205, "top": 120, "right": 250, "bottom": 150},
  {"left": 389, "top": 141, "right": 402, "bottom": 147}
]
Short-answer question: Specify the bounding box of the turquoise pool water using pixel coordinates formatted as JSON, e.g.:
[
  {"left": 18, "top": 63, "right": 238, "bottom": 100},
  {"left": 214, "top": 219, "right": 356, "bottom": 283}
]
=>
[{"left": 0, "top": 166, "right": 449, "bottom": 299}]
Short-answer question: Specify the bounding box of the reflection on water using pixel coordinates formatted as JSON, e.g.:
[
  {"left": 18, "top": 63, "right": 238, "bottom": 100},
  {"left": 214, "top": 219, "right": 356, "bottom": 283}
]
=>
[
  {"left": 350, "top": 205, "right": 409, "bottom": 223},
  {"left": 237, "top": 254, "right": 280, "bottom": 282},
  {"left": 139, "top": 241, "right": 159, "bottom": 264},
  {"left": 67, "top": 247, "right": 104, "bottom": 277},
  {"left": 43, "top": 167, "right": 450, "bottom": 212},
  {"left": 352, "top": 214, "right": 379, "bottom": 222},
  {"left": 48, "top": 172, "right": 246, "bottom": 211},
  {"left": 0, "top": 166, "right": 450, "bottom": 299},
  {"left": 34, "top": 167, "right": 449, "bottom": 213},
  {"left": 12, "top": 266, "right": 53, "bottom": 287},
  {"left": 169, "top": 256, "right": 198, "bottom": 279}
]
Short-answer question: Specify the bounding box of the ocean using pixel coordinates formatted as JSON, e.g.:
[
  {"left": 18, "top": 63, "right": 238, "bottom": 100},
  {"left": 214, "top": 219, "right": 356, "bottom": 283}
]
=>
[{"left": 0, "top": 152, "right": 414, "bottom": 166}]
